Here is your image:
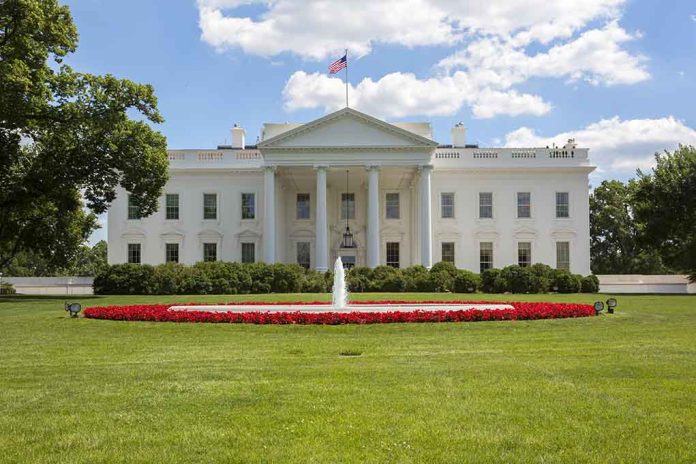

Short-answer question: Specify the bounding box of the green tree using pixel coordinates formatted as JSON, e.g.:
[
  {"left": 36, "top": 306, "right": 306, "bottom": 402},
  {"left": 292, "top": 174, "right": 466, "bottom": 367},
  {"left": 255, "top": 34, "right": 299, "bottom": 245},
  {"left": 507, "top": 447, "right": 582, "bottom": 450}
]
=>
[
  {"left": 0, "top": 0, "right": 167, "bottom": 269},
  {"left": 1, "top": 240, "right": 107, "bottom": 276},
  {"left": 633, "top": 145, "right": 696, "bottom": 279},
  {"left": 589, "top": 180, "right": 668, "bottom": 274}
]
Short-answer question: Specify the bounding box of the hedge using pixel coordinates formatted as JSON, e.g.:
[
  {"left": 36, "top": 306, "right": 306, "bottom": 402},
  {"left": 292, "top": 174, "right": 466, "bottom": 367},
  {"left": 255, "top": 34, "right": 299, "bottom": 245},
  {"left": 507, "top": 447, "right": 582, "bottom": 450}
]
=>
[{"left": 94, "top": 261, "right": 599, "bottom": 295}]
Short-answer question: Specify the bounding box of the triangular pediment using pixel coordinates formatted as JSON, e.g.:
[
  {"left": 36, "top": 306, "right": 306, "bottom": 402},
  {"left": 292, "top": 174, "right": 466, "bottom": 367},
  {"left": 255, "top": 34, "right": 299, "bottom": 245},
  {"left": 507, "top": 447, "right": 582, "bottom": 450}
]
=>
[{"left": 258, "top": 108, "right": 437, "bottom": 150}]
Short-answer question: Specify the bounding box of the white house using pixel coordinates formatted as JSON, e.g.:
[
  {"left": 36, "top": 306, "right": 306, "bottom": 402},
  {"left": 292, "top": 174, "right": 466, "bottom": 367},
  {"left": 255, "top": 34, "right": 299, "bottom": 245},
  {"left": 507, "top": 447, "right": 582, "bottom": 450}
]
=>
[{"left": 107, "top": 108, "right": 594, "bottom": 274}]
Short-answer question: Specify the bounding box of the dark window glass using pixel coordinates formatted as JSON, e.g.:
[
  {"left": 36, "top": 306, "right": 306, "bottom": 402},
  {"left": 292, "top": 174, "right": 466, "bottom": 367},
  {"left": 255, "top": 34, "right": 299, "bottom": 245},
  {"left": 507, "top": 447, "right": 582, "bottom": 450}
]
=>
[
  {"left": 480, "top": 242, "right": 493, "bottom": 273},
  {"left": 385, "top": 193, "right": 400, "bottom": 219},
  {"left": 517, "top": 192, "right": 531, "bottom": 218},
  {"left": 296, "top": 241, "right": 310, "bottom": 269},
  {"left": 386, "top": 242, "right": 400, "bottom": 268},
  {"left": 242, "top": 193, "right": 255, "bottom": 219},
  {"left": 441, "top": 242, "right": 455, "bottom": 263},
  {"left": 128, "top": 195, "right": 141, "bottom": 220},
  {"left": 165, "top": 243, "right": 179, "bottom": 263},
  {"left": 479, "top": 192, "right": 493, "bottom": 218},
  {"left": 241, "top": 242, "right": 255, "bottom": 263},
  {"left": 518, "top": 242, "right": 532, "bottom": 267},
  {"left": 441, "top": 193, "right": 455, "bottom": 218},
  {"left": 556, "top": 192, "right": 569, "bottom": 218},
  {"left": 127, "top": 243, "right": 141, "bottom": 264},
  {"left": 166, "top": 194, "right": 179, "bottom": 220},
  {"left": 296, "top": 193, "right": 310, "bottom": 220},
  {"left": 203, "top": 194, "right": 217, "bottom": 220},
  {"left": 203, "top": 242, "right": 217, "bottom": 262}
]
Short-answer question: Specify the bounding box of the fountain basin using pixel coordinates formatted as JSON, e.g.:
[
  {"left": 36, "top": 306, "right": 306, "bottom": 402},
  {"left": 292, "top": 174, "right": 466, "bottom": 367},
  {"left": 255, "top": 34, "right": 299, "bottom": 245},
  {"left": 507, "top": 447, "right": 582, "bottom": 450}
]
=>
[{"left": 169, "top": 303, "right": 515, "bottom": 313}]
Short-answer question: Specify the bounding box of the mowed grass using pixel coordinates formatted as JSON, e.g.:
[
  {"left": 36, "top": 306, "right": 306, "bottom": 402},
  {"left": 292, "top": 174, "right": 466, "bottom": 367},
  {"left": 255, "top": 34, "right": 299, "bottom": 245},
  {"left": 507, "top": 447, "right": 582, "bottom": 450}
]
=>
[{"left": 0, "top": 293, "right": 694, "bottom": 463}]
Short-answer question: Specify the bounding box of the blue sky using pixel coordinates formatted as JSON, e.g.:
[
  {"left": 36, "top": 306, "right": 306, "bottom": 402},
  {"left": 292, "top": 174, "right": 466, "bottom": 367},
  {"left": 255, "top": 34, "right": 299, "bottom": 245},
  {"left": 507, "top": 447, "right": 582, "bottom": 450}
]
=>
[{"left": 61, "top": 1, "right": 695, "bottom": 244}]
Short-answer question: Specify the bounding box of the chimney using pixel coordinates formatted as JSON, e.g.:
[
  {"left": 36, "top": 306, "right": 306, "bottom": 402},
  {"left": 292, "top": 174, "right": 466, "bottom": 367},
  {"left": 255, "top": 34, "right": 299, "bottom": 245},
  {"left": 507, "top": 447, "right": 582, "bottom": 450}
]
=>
[
  {"left": 451, "top": 122, "right": 466, "bottom": 147},
  {"left": 231, "top": 124, "right": 246, "bottom": 149}
]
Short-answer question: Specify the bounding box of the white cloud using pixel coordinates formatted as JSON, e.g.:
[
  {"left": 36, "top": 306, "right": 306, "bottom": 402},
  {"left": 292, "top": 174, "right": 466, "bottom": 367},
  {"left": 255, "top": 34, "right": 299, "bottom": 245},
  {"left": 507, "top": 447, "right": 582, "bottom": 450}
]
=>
[
  {"left": 504, "top": 116, "right": 696, "bottom": 177},
  {"left": 438, "top": 21, "right": 649, "bottom": 86},
  {"left": 197, "top": 0, "right": 626, "bottom": 59},
  {"left": 199, "top": 0, "right": 650, "bottom": 119},
  {"left": 282, "top": 71, "right": 551, "bottom": 119}
]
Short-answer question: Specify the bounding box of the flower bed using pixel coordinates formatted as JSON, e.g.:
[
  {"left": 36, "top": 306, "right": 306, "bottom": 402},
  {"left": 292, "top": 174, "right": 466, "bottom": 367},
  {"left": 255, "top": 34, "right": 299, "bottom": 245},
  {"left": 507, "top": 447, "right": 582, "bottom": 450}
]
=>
[{"left": 83, "top": 301, "right": 595, "bottom": 324}]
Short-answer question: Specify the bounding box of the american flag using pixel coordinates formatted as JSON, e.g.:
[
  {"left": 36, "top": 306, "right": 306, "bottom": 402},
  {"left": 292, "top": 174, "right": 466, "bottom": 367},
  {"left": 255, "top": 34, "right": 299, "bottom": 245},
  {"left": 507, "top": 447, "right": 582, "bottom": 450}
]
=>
[{"left": 328, "top": 54, "right": 347, "bottom": 74}]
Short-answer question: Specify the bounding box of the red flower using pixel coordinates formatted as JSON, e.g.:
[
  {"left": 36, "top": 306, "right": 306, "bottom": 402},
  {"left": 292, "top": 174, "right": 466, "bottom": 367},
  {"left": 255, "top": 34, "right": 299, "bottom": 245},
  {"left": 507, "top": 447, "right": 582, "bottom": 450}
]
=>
[{"left": 83, "top": 301, "right": 595, "bottom": 325}]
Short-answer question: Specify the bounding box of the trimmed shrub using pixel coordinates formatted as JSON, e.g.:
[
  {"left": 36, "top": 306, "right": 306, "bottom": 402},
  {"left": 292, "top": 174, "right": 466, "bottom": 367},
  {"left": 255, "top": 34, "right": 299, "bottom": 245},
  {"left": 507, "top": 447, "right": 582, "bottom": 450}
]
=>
[
  {"left": 302, "top": 270, "right": 329, "bottom": 293},
  {"left": 402, "top": 265, "right": 431, "bottom": 292},
  {"left": 429, "top": 261, "right": 458, "bottom": 292},
  {"left": 0, "top": 282, "right": 16, "bottom": 295},
  {"left": 371, "top": 265, "right": 401, "bottom": 292},
  {"left": 481, "top": 268, "right": 502, "bottom": 293},
  {"left": 553, "top": 270, "right": 582, "bottom": 293},
  {"left": 453, "top": 270, "right": 481, "bottom": 293},
  {"left": 528, "top": 263, "right": 554, "bottom": 293},
  {"left": 347, "top": 267, "right": 373, "bottom": 292},
  {"left": 581, "top": 274, "right": 600, "bottom": 293},
  {"left": 93, "top": 263, "right": 157, "bottom": 295},
  {"left": 499, "top": 265, "right": 534, "bottom": 293},
  {"left": 270, "top": 263, "right": 305, "bottom": 293}
]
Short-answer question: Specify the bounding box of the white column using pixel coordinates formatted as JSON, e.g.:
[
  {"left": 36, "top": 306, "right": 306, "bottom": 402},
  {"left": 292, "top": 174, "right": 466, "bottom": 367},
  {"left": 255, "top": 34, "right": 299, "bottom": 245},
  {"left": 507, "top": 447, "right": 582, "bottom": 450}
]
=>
[
  {"left": 366, "top": 165, "right": 380, "bottom": 268},
  {"left": 315, "top": 166, "right": 328, "bottom": 271},
  {"left": 263, "top": 166, "right": 276, "bottom": 263},
  {"left": 419, "top": 165, "right": 433, "bottom": 268}
]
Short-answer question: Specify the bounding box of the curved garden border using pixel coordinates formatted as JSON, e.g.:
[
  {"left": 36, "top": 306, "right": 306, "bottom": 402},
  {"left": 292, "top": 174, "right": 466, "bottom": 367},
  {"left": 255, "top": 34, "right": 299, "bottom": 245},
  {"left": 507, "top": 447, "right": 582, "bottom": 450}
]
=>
[{"left": 83, "top": 301, "right": 595, "bottom": 325}]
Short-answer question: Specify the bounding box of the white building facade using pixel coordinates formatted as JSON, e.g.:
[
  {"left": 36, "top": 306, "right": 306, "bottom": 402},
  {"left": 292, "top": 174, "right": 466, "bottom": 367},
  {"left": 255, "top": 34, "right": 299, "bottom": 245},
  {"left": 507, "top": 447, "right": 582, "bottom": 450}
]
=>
[{"left": 108, "top": 108, "right": 594, "bottom": 275}]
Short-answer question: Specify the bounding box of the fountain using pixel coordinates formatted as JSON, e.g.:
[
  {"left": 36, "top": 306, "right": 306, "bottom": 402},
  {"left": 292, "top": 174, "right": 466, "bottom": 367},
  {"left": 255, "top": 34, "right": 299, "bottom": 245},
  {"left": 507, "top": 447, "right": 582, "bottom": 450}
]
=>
[
  {"left": 332, "top": 257, "right": 348, "bottom": 309},
  {"left": 169, "top": 256, "right": 514, "bottom": 314}
]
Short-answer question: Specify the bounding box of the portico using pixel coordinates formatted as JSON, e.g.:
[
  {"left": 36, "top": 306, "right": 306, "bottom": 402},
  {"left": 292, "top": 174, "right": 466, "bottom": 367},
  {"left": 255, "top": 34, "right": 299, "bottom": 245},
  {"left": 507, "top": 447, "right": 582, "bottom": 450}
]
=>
[{"left": 258, "top": 108, "right": 438, "bottom": 271}]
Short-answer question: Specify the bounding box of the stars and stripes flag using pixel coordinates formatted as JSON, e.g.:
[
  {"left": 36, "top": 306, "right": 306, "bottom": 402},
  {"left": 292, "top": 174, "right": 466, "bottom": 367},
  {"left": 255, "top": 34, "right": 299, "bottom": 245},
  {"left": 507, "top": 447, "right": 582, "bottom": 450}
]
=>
[{"left": 328, "top": 54, "right": 347, "bottom": 74}]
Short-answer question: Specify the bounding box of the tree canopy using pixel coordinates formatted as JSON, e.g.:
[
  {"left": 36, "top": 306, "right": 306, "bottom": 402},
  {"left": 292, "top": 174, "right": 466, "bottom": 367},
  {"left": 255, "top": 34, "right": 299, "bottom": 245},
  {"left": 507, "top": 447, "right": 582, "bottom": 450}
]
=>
[{"left": 0, "top": 0, "right": 168, "bottom": 270}]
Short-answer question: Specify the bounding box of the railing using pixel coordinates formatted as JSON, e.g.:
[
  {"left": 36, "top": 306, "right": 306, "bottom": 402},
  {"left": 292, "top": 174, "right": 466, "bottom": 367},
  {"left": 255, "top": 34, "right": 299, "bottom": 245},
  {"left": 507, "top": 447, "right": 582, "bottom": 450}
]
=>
[
  {"left": 432, "top": 147, "right": 589, "bottom": 166},
  {"left": 167, "top": 150, "right": 263, "bottom": 168}
]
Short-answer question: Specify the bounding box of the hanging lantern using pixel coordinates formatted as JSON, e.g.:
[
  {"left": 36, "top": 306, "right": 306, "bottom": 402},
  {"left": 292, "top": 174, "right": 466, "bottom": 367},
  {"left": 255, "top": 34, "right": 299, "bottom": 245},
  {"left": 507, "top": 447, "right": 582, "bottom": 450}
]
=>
[{"left": 341, "top": 169, "right": 356, "bottom": 249}]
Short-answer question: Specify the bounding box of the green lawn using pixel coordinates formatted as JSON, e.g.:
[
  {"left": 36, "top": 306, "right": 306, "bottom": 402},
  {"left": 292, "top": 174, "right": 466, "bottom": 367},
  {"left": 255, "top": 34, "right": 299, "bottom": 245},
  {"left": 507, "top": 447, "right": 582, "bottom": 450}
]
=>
[{"left": 1, "top": 293, "right": 694, "bottom": 463}]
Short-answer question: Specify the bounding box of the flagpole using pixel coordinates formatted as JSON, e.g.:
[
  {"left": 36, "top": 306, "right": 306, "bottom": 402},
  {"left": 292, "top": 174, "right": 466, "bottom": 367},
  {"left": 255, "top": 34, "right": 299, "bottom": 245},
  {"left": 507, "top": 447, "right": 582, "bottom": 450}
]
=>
[{"left": 344, "top": 49, "right": 349, "bottom": 108}]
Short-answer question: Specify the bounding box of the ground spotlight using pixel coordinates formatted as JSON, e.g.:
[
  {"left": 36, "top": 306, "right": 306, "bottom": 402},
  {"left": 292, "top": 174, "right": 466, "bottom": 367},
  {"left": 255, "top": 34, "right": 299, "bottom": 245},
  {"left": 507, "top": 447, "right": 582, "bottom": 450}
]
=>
[
  {"left": 593, "top": 301, "right": 604, "bottom": 315},
  {"left": 65, "top": 302, "right": 82, "bottom": 317},
  {"left": 606, "top": 298, "right": 617, "bottom": 314}
]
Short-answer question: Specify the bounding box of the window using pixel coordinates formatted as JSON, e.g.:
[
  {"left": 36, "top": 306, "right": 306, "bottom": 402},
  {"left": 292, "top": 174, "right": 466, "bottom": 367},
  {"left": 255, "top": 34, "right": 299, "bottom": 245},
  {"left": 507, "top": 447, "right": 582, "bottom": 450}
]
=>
[
  {"left": 296, "top": 193, "right": 310, "bottom": 220},
  {"left": 556, "top": 241, "right": 570, "bottom": 270},
  {"left": 341, "top": 193, "right": 355, "bottom": 220},
  {"left": 480, "top": 242, "right": 493, "bottom": 273},
  {"left": 165, "top": 243, "right": 179, "bottom": 263},
  {"left": 385, "top": 193, "right": 400, "bottom": 219},
  {"left": 441, "top": 192, "right": 455, "bottom": 218},
  {"left": 241, "top": 242, "right": 255, "bottom": 264},
  {"left": 341, "top": 255, "right": 356, "bottom": 270},
  {"left": 556, "top": 192, "right": 569, "bottom": 218},
  {"left": 441, "top": 242, "right": 455, "bottom": 263},
  {"left": 241, "top": 193, "right": 255, "bottom": 219},
  {"left": 479, "top": 192, "right": 493, "bottom": 218},
  {"left": 203, "top": 193, "right": 217, "bottom": 220},
  {"left": 203, "top": 242, "right": 217, "bottom": 262},
  {"left": 517, "top": 192, "right": 531, "bottom": 218},
  {"left": 386, "top": 242, "right": 400, "bottom": 268},
  {"left": 518, "top": 242, "right": 532, "bottom": 267},
  {"left": 127, "top": 243, "right": 141, "bottom": 264},
  {"left": 296, "top": 241, "right": 310, "bottom": 269},
  {"left": 127, "top": 195, "right": 141, "bottom": 220},
  {"left": 165, "top": 194, "right": 179, "bottom": 220}
]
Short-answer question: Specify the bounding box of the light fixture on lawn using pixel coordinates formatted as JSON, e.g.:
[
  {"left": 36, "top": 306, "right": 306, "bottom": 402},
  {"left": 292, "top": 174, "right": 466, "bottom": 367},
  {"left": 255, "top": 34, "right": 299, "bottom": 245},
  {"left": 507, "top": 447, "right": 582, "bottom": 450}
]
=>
[
  {"left": 65, "top": 302, "right": 82, "bottom": 317},
  {"left": 340, "top": 169, "right": 356, "bottom": 249},
  {"left": 606, "top": 298, "right": 617, "bottom": 314},
  {"left": 593, "top": 301, "right": 604, "bottom": 315}
]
